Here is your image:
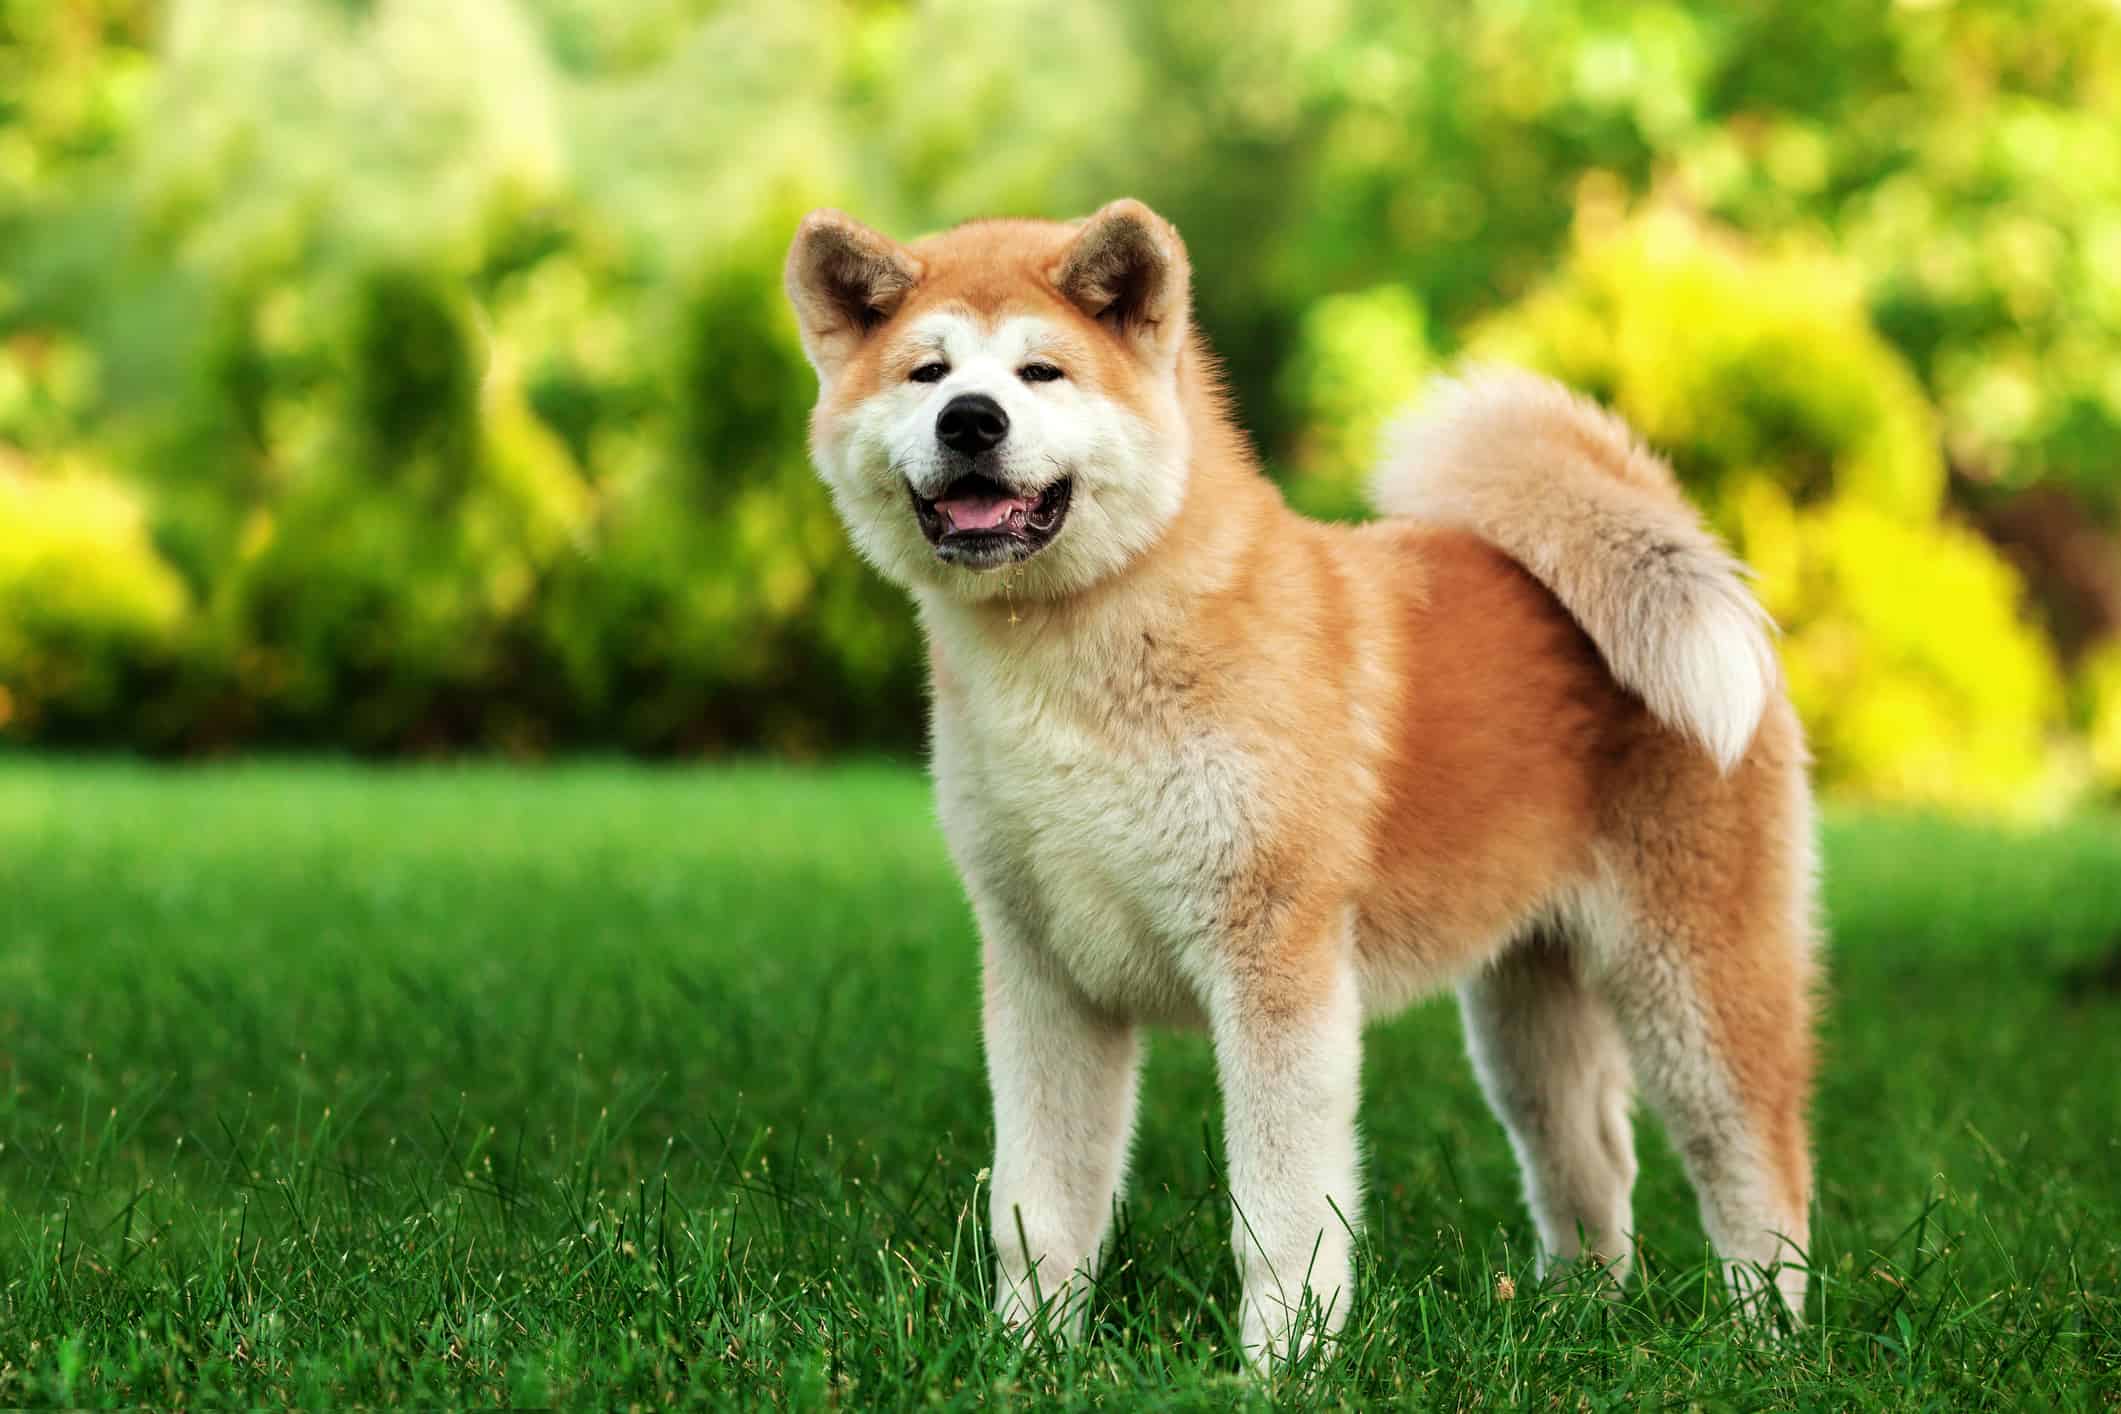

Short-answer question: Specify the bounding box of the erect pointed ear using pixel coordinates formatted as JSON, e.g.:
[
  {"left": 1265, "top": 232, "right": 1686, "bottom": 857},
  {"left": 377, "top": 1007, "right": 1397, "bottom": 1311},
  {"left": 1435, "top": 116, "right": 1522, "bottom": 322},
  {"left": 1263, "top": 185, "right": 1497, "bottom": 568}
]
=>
[
  {"left": 784, "top": 210, "right": 924, "bottom": 378},
  {"left": 1050, "top": 199, "right": 1190, "bottom": 362}
]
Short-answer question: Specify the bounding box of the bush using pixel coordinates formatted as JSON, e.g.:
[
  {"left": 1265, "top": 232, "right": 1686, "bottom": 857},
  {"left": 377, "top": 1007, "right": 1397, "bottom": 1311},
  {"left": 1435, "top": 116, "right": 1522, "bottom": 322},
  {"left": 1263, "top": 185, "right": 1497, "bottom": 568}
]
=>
[
  {"left": 536, "top": 226, "right": 923, "bottom": 755},
  {"left": 226, "top": 265, "right": 593, "bottom": 751},
  {"left": 1278, "top": 285, "right": 1432, "bottom": 521},
  {"left": 2, "top": 0, "right": 2118, "bottom": 802},
  {"left": 1474, "top": 210, "right": 1946, "bottom": 524},
  {"left": 0, "top": 457, "right": 187, "bottom": 742},
  {"left": 1741, "top": 494, "right": 2066, "bottom": 811},
  {"left": 2083, "top": 645, "right": 2121, "bottom": 798}
]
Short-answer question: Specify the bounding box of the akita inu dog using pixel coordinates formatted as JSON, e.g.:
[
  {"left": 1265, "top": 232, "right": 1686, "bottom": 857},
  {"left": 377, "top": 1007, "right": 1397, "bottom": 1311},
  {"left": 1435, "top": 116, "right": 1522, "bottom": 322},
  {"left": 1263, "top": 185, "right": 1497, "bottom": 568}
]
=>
[{"left": 785, "top": 200, "right": 1817, "bottom": 1367}]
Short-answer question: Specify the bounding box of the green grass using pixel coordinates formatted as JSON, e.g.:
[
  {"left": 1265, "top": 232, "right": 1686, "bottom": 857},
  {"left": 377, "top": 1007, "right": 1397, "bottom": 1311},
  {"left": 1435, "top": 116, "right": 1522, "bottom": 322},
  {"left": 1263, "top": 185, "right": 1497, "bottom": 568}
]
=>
[{"left": 1, "top": 760, "right": 2117, "bottom": 1408}]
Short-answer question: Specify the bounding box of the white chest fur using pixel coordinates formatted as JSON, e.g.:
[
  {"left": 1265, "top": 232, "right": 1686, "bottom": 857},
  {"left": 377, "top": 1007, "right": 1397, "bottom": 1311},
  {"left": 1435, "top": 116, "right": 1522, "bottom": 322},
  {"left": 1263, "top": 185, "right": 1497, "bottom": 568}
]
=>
[{"left": 927, "top": 614, "right": 1258, "bottom": 1026}]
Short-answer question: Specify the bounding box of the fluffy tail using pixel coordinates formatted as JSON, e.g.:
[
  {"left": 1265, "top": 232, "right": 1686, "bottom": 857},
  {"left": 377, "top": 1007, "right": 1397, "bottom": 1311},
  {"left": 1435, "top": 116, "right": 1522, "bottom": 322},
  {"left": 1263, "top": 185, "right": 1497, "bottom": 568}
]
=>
[{"left": 1373, "top": 370, "right": 1776, "bottom": 772}]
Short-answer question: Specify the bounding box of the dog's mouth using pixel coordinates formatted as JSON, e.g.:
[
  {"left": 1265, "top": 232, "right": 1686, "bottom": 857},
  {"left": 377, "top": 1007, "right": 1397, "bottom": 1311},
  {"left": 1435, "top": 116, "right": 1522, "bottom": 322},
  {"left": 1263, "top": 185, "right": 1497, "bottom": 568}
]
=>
[{"left": 910, "top": 473, "right": 1073, "bottom": 567}]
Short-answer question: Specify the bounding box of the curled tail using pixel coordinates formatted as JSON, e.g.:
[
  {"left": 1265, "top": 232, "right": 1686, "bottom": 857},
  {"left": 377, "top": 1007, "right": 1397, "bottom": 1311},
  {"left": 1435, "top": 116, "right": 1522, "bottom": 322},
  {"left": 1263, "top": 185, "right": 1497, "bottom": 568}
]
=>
[{"left": 1373, "top": 370, "right": 1776, "bottom": 772}]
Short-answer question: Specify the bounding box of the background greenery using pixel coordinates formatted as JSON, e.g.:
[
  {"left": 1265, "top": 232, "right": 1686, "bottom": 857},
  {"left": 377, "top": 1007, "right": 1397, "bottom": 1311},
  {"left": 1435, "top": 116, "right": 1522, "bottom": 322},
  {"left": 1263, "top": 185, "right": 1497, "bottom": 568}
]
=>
[{"left": 5, "top": 0, "right": 2121, "bottom": 809}]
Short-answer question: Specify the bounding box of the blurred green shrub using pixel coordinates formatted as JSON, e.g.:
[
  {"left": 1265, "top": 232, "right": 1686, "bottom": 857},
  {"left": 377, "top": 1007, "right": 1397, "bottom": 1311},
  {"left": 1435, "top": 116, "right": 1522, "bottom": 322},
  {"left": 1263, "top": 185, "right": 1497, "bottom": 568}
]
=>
[
  {"left": 1748, "top": 496, "right": 2066, "bottom": 811},
  {"left": 1279, "top": 285, "right": 1433, "bottom": 521},
  {"left": 1, "top": 0, "right": 2117, "bottom": 810},
  {"left": 1476, "top": 211, "right": 1947, "bottom": 523},
  {"left": 2083, "top": 645, "right": 2121, "bottom": 797},
  {"left": 535, "top": 223, "right": 923, "bottom": 755},
  {"left": 0, "top": 456, "right": 186, "bottom": 742},
  {"left": 1475, "top": 212, "right": 2066, "bottom": 810},
  {"left": 226, "top": 265, "right": 592, "bottom": 751}
]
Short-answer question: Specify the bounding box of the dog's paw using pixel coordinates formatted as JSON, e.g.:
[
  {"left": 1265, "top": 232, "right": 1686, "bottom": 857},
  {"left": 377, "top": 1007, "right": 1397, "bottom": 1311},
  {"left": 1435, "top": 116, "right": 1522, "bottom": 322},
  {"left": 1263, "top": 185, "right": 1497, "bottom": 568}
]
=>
[
  {"left": 1237, "top": 1289, "right": 1336, "bottom": 1375},
  {"left": 993, "top": 1275, "right": 1090, "bottom": 1349}
]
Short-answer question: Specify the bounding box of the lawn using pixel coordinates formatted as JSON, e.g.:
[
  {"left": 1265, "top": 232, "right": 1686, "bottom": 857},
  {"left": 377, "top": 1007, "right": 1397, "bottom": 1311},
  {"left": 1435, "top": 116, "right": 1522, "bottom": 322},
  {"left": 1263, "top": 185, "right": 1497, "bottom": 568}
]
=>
[{"left": 1, "top": 760, "right": 2117, "bottom": 1408}]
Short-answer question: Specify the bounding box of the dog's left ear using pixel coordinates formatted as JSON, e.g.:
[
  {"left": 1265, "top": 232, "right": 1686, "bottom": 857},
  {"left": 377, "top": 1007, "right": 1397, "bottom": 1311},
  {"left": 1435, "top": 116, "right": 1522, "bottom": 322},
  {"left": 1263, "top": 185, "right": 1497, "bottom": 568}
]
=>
[
  {"left": 1051, "top": 199, "right": 1190, "bottom": 365},
  {"left": 785, "top": 210, "right": 925, "bottom": 380}
]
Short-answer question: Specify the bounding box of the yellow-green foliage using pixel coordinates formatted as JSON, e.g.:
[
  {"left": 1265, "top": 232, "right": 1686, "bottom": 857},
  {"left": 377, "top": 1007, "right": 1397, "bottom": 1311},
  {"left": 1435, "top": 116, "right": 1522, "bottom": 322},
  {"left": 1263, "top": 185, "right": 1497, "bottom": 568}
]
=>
[
  {"left": 0, "top": 460, "right": 187, "bottom": 738},
  {"left": 1739, "top": 490, "right": 2064, "bottom": 810},
  {"left": 1476, "top": 211, "right": 1946, "bottom": 524},
  {"left": 1278, "top": 285, "right": 1431, "bottom": 520},
  {"left": 1474, "top": 213, "right": 2066, "bottom": 810},
  {"left": 2083, "top": 644, "right": 2121, "bottom": 797},
  {"left": 4, "top": 0, "right": 2119, "bottom": 790}
]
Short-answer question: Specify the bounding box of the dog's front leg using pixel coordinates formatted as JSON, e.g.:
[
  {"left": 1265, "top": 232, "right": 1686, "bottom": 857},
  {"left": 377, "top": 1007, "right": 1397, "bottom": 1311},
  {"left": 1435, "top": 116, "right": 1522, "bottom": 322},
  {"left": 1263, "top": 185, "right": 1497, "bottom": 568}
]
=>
[
  {"left": 1208, "top": 929, "right": 1363, "bottom": 1370},
  {"left": 982, "top": 924, "right": 1141, "bottom": 1343}
]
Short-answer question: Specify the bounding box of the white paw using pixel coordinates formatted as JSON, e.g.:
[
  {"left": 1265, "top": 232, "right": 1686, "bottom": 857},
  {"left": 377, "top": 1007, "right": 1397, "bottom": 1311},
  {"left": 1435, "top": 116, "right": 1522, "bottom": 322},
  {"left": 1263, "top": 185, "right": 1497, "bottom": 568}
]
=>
[
  {"left": 994, "top": 1269, "right": 1089, "bottom": 1347},
  {"left": 1724, "top": 1258, "right": 1808, "bottom": 1332},
  {"left": 1238, "top": 1287, "right": 1337, "bottom": 1374}
]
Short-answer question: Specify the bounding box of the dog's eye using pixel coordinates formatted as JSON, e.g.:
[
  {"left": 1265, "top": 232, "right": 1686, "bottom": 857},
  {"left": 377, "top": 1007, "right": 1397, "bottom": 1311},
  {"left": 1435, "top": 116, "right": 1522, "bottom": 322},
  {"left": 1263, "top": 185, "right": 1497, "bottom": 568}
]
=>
[
  {"left": 909, "top": 362, "right": 949, "bottom": 383},
  {"left": 1018, "top": 363, "right": 1065, "bottom": 384}
]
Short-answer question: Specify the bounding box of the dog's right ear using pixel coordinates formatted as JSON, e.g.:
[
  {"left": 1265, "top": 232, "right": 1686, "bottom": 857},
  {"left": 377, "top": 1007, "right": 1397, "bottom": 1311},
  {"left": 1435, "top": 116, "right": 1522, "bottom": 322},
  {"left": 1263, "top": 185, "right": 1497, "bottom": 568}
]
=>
[
  {"left": 785, "top": 211, "right": 923, "bottom": 380},
  {"left": 1051, "top": 199, "right": 1191, "bottom": 367}
]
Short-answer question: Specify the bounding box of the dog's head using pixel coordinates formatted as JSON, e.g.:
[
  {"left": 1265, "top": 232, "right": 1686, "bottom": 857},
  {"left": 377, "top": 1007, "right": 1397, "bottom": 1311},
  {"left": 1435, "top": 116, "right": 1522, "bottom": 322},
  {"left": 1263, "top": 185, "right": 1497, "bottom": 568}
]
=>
[{"left": 785, "top": 200, "right": 1194, "bottom": 603}]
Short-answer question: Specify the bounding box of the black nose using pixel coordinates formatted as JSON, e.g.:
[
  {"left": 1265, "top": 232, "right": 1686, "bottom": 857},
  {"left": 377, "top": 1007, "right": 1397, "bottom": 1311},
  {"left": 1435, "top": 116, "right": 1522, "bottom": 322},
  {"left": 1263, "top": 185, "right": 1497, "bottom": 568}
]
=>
[{"left": 936, "top": 393, "right": 1009, "bottom": 456}]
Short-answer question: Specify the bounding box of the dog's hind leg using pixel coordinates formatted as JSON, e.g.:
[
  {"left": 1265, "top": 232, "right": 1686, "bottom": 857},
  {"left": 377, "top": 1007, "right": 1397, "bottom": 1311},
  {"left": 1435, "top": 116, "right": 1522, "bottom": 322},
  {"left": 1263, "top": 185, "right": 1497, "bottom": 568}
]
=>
[
  {"left": 1598, "top": 808, "right": 1818, "bottom": 1323},
  {"left": 1459, "top": 928, "right": 1638, "bottom": 1284}
]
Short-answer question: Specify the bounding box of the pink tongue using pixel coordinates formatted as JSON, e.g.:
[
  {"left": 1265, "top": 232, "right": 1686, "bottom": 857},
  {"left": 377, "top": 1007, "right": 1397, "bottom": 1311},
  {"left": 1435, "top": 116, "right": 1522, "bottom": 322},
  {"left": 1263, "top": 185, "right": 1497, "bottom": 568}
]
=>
[{"left": 936, "top": 494, "right": 1033, "bottom": 532}]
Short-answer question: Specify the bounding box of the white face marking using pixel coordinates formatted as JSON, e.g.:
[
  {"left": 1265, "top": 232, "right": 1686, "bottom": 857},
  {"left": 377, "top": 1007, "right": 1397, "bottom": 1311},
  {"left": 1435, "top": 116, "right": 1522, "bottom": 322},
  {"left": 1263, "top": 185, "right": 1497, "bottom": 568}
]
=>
[
  {"left": 810, "top": 310, "right": 1191, "bottom": 602},
  {"left": 888, "top": 314, "right": 1077, "bottom": 499}
]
